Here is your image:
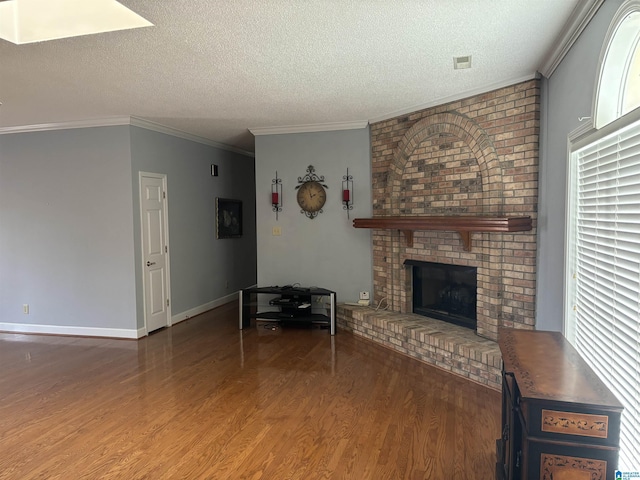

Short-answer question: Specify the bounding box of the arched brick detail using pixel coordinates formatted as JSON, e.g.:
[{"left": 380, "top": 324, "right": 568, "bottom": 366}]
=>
[{"left": 387, "top": 111, "right": 503, "bottom": 215}]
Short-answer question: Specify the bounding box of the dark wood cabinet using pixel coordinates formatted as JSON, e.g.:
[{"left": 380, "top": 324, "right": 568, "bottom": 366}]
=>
[{"left": 496, "top": 329, "right": 623, "bottom": 480}]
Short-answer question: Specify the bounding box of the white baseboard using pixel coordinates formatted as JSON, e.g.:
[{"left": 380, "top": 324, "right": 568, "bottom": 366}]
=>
[
  {"left": 0, "top": 292, "right": 243, "bottom": 340},
  {"left": 0, "top": 322, "right": 140, "bottom": 339},
  {"left": 171, "top": 291, "right": 240, "bottom": 325}
]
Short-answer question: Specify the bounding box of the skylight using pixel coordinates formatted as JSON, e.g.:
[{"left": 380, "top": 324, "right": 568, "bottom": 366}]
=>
[{"left": 0, "top": 0, "right": 153, "bottom": 45}]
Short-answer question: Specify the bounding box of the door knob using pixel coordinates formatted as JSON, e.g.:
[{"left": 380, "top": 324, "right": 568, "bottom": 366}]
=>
[{"left": 146, "top": 261, "right": 156, "bottom": 266}]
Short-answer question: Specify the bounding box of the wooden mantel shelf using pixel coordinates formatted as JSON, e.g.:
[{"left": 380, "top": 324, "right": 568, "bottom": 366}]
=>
[{"left": 353, "top": 216, "right": 532, "bottom": 251}]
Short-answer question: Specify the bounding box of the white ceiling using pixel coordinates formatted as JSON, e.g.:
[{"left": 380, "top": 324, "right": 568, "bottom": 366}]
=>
[{"left": 0, "top": 0, "right": 595, "bottom": 154}]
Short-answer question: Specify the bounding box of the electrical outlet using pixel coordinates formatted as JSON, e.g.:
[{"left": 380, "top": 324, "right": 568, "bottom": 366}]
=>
[
  {"left": 272, "top": 226, "right": 282, "bottom": 236},
  {"left": 359, "top": 291, "right": 370, "bottom": 301}
]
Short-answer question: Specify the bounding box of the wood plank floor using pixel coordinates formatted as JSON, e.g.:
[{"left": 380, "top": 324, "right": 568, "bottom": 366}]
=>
[{"left": 0, "top": 302, "right": 501, "bottom": 479}]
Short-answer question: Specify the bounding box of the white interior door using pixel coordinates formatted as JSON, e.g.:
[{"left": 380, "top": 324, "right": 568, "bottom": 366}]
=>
[{"left": 140, "top": 173, "right": 170, "bottom": 333}]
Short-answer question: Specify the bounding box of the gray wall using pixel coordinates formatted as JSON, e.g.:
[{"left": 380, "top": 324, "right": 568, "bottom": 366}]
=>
[
  {"left": 0, "top": 126, "right": 138, "bottom": 332},
  {"left": 254, "top": 128, "right": 373, "bottom": 303},
  {"left": 130, "top": 127, "right": 257, "bottom": 327},
  {"left": 0, "top": 124, "right": 256, "bottom": 336},
  {"left": 536, "top": 0, "right": 623, "bottom": 331}
]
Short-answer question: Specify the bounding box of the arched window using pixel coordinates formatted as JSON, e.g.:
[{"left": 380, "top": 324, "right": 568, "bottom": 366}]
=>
[
  {"left": 566, "top": 1, "right": 640, "bottom": 471},
  {"left": 594, "top": 3, "right": 640, "bottom": 127}
]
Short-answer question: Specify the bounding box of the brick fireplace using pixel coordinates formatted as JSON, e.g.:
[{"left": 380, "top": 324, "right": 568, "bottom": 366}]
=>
[{"left": 338, "top": 79, "right": 539, "bottom": 389}]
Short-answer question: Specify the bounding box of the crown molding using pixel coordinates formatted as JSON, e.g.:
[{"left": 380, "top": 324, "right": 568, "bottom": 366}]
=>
[
  {"left": 249, "top": 120, "right": 368, "bottom": 136},
  {"left": 539, "top": 0, "right": 605, "bottom": 77},
  {"left": 0, "top": 116, "right": 131, "bottom": 135},
  {"left": 0, "top": 116, "right": 254, "bottom": 157},
  {"left": 129, "top": 117, "right": 254, "bottom": 157},
  {"left": 368, "top": 73, "right": 538, "bottom": 124}
]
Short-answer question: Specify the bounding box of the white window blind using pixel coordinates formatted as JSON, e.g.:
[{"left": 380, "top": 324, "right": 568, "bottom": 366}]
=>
[{"left": 571, "top": 118, "right": 640, "bottom": 470}]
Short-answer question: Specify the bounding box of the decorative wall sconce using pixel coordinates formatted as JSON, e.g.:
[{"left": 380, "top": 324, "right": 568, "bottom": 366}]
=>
[
  {"left": 342, "top": 168, "right": 354, "bottom": 218},
  {"left": 271, "top": 171, "right": 282, "bottom": 220}
]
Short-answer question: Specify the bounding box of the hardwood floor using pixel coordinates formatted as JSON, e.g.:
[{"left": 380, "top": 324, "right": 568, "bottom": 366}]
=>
[{"left": 0, "top": 302, "right": 501, "bottom": 479}]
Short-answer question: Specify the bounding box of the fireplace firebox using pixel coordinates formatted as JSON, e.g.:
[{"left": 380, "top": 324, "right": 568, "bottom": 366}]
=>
[{"left": 405, "top": 260, "right": 477, "bottom": 330}]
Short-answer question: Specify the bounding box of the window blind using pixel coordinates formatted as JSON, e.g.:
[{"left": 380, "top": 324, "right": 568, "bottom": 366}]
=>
[{"left": 571, "top": 118, "right": 640, "bottom": 470}]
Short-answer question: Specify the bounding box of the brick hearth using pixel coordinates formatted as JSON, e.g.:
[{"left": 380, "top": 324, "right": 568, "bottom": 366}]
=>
[{"left": 337, "top": 305, "right": 502, "bottom": 390}]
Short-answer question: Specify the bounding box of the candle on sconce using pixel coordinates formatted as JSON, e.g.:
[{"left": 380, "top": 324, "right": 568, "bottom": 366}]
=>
[
  {"left": 271, "top": 171, "right": 282, "bottom": 220},
  {"left": 342, "top": 168, "right": 354, "bottom": 218}
]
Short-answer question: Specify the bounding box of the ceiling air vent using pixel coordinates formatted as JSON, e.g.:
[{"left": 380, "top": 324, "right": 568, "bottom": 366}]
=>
[{"left": 453, "top": 55, "right": 472, "bottom": 70}]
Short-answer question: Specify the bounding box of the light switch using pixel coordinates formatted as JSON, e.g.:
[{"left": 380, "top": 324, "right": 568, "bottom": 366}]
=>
[{"left": 272, "top": 226, "right": 282, "bottom": 236}]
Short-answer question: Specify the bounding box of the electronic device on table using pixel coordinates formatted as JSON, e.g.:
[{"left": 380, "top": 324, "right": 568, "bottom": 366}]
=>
[{"left": 269, "top": 288, "right": 312, "bottom": 318}]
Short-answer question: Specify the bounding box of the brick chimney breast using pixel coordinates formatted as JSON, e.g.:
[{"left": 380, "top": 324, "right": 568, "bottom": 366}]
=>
[{"left": 369, "top": 80, "right": 540, "bottom": 341}]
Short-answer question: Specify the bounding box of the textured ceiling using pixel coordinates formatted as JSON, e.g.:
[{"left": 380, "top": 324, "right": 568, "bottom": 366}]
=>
[{"left": 0, "top": 0, "right": 587, "bottom": 153}]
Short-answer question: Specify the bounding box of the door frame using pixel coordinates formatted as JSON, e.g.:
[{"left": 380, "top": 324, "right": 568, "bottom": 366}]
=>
[{"left": 139, "top": 171, "right": 172, "bottom": 335}]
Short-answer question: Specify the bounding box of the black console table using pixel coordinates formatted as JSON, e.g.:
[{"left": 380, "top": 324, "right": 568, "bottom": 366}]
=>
[{"left": 239, "top": 286, "right": 337, "bottom": 335}]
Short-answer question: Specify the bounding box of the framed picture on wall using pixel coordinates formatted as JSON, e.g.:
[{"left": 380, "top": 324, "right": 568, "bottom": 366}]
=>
[{"left": 216, "top": 198, "right": 243, "bottom": 239}]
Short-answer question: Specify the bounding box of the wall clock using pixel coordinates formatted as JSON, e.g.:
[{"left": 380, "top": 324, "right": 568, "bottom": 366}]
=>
[{"left": 296, "top": 165, "right": 328, "bottom": 219}]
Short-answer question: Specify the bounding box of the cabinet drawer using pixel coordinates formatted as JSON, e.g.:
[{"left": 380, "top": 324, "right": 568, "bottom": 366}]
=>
[
  {"left": 523, "top": 435, "right": 619, "bottom": 480},
  {"left": 521, "top": 401, "right": 621, "bottom": 447}
]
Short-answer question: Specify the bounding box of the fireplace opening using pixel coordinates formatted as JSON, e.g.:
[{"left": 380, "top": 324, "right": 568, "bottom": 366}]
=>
[{"left": 405, "top": 260, "right": 477, "bottom": 330}]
